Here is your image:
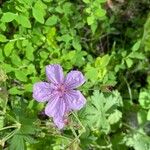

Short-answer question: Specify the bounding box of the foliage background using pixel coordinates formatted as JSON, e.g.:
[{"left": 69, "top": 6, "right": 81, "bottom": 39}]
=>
[{"left": 0, "top": 0, "right": 150, "bottom": 149}]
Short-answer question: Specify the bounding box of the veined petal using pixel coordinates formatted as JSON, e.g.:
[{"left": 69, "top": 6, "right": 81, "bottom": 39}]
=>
[
  {"left": 53, "top": 117, "right": 65, "bottom": 129},
  {"left": 33, "top": 82, "right": 53, "bottom": 102},
  {"left": 64, "top": 90, "right": 86, "bottom": 110},
  {"left": 45, "top": 96, "right": 66, "bottom": 119},
  {"left": 65, "top": 71, "right": 85, "bottom": 89},
  {"left": 46, "top": 64, "right": 64, "bottom": 84}
]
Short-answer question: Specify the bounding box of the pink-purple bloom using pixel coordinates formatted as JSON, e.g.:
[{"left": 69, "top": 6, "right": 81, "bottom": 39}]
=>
[{"left": 33, "top": 64, "right": 86, "bottom": 129}]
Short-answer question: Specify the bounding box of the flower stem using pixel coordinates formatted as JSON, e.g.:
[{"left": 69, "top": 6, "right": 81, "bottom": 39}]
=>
[
  {"left": 65, "top": 112, "right": 86, "bottom": 149},
  {"left": 0, "top": 125, "right": 18, "bottom": 131},
  {"left": 71, "top": 111, "right": 85, "bottom": 132},
  {"left": 2, "top": 128, "right": 19, "bottom": 142},
  {"left": 70, "top": 126, "right": 79, "bottom": 142}
]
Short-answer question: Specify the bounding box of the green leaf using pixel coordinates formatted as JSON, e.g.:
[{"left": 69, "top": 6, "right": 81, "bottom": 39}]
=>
[
  {"left": 9, "top": 108, "right": 37, "bottom": 149},
  {"left": 62, "top": 2, "right": 73, "bottom": 15},
  {"left": 147, "top": 109, "right": 150, "bottom": 121},
  {"left": 3, "top": 42, "right": 14, "bottom": 57},
  {"left": 0, "top": 116, "right": 4, "bottom": 128},
  {"left": 32, "top": 7, "right": 44, "bottom": 23},
  {"left": 83, "top": 90, "right": 122, "bottom": 133},
  {"left": 124, "top": 133, "right": 150, "bottom": 150},
  {"left": 10, "top": 134, "right": 25, "bottom": 150},
  {"left": 108, "top": 110, "right": 122, "bottom": 124},
  {"left": 129, "top": 52, "right": 145, "bottom": 60},
  {"left": 1, "top": 12, "right": 17, "bottom": 22},
  {"left": 137, "top": 109, "right": 147, "bottom": 125},
  {"left": 24, "top": 84, "right": 33, "bottom": 92},
  {"left": 0, "top": 34, "right": 7, "bottom": 42},
  {"left": 94, "top": 7, "right": 106, "bottom": 18},
  {"left": 91, "top": 22, "right": 98, "bottom": 34},
  {"left": 83, "top": 0, "right": 90, "bottom": 3},
  {"left": 27, "top": 64, "right": 36, "bottom": 75},
  {"left": 57, "top": 34, "right": 72, "bottom": 43},
  {"left": 9, "top": 87, "right": 23, "bottom": 95},
  {"left": 85, "top": 65, "right": 98, "bottom": 82},
  {"left": 45, "top": 15, "right": 58, "bottom": 26},
  {"left": 0, "top": 69, "right": 7, "bottom": 82},
  {"left": 125, "top": 58, "right": 133, "bottom": 68},
  {"left": 132, "top": 40, "right": 141, "bottom": 51},
  {"left": 72, "top": 38, "right": 81, "bottom": 50},
  {"left": 2, "top": 63, "right": 14, "bottom": 73},
  {"left": 15, "top": 70, "right": 28, "bottom": 82},
  {"left": 11, "top": 53, "right": 22, "bottom": 67},
  {"left": 25, "top": 44, "right": 34, "bottom": 61},
  {"left": 139, "top": 90, "right": 150, "bottom": 109},
  {"left": 46, "top": 27, "right": 57, "bottom": 48},
  {"left": 95, "top": 54, "right": 110, "bottom": 68},
  {"left": 16, "top": 15, "right": 31, "bottom": 28},
  {"left": 87, "top": 91, "right": 110, "bottom": 133},
  {"left": 32, "top": 1, "right": 46, "bottom": 24},
  {"left": 30, "top": 77, "right": 40, "bottom": 83},
  {"left": 97, "top": 68, "right": 107, "bottom": 80},
  {"left": 0, "top": 48, "right": 4, "bottom": 62},
  {"left": 87, "top": 16, "right": 95, "bottom": 25},
  {"left": 23, "top": 135, "right": 37, "bottom": 144}
]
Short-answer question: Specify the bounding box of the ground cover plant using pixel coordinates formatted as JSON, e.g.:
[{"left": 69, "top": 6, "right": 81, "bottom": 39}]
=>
[{"left": 0, "top": 0, "right": 150, "bottom": 149}]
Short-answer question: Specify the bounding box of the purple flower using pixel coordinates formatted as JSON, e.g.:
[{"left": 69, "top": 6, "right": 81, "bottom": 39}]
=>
[{"left": 33, "top": 64, "right": 86, "bottom": 129}]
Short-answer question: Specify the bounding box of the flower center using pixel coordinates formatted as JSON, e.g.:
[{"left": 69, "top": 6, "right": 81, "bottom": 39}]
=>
[{"left": 57, "top": 84, "right": 66, "bottom": 94}]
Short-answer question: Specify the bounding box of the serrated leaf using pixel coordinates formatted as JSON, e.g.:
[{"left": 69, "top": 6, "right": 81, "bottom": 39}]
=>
[
  {"left": 124, "top": 133, "right": 150, "bottom": 150},
  {"left": 83, "top": 90, "right": 122, "bottom": 133},
  {"left": 23, "top": 135, "right": 37, "bottom": 144},
  {"left": 137, "top": 110, "right": 147, "bottom": 125},
  {"left": 139, "top": 90, "right": 150, "bottom": 109},
  {"left": 108, "top": 110, "right": 122, "bottom": 124},
  {"left": 10, "top": 134, "right": 25, "bottom": 150}
]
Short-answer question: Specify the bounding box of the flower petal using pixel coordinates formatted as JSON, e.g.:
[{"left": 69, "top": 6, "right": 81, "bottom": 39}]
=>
[
  {"left": 53, "top": 117, "right": 65, "bottom": 129},
  {"left": 64, "top": 90, "right": 86, "bottom": 110},
  {"left": 65, "top": 71, "right": 85, "bottom": 89},
  {"left": 46, "top": 64, "right": 64, "bottom": 84},
  {"left": 33, "top": 82, "right": 53, "bottom": 102},
  {"left": 45, "top": 95, "right": 66, "bottom": 119}
]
